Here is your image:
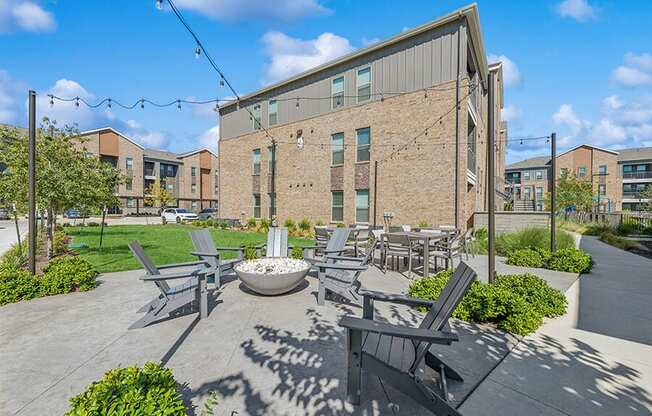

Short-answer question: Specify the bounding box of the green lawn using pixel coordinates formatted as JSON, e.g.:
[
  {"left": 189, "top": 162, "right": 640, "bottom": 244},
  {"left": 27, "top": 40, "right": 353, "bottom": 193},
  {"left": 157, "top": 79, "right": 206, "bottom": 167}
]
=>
[{"left": 66, "top": 224, "right": 314, "bottom": 273}]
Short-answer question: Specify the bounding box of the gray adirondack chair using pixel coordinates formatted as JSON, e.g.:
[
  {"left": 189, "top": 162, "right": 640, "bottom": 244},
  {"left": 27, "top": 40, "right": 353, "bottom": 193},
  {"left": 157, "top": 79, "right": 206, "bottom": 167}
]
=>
[
  {"left": 303, "top": 227, "right": 351, "bottom": 265},
  {"left": 314, "top": 236, "right": 377, "bottom": 306},
  {"left": 189, "top": 229, "right": 244, "bottom": 288},
  {"left": 338, "top": 262, "right": 476, "bottom": 415},
  {"left": 265, "top": 226, "right": 289, "bottom": 257},
  {"left": 128, "top": 241, "right": 216, "bottom": 329}
]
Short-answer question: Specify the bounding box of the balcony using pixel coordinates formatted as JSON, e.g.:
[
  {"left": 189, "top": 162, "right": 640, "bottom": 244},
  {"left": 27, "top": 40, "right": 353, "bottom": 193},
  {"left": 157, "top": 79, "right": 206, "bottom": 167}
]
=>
[
  {"left": 623, "top": 171, "right": 652, "bottom": 180},
  {"left": 622, "top": 191, "right": 649, "bottom": 199},
  {"left": 468, "top": 72, "right": 482, "bottom": 122}
]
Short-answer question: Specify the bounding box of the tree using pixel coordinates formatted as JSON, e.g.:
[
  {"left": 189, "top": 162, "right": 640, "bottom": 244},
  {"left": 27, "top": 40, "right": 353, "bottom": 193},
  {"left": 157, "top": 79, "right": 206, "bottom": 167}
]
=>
[
  {"left": 144, "top": 179, "right": 174, "bottom": 209},
  {"left": 544, "top": 170, "right": 594, "bottom": 213},
  {"left": 644, "top": 185, "right": 652, "bottom": 211},
  {"left": 0, "top": 126, "right": 29, "bottom": 253},
  {"left": 0, "top": 120, "right": 123, "bottom": 258}
]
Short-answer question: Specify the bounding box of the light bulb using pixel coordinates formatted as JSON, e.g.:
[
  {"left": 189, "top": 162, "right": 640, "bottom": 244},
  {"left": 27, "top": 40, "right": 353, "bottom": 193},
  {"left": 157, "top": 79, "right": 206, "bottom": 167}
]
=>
[
  {"left": 49, "top": 96, "right": 54, "bottom": 108},
  {"left": 75, "top": 97, "right": 79, "bottom": 108},
  {"left": 155, "top": 0, "right": 163, "bottom": 11},
  {"left": 140, "top": 100, "right": 145, "bottom": 109},
  {"left": 108, "top": 99, "right": 112, "bottom": 109},
  {"left": 295, "top": 98, "right": 300, "bottom": 109},
  {"left": 195, "top": 45, "right": 201, "bottom": 59},
  {"left": 177, "top": 100, "right": 181, "bottom": 111},
  {"left": 219, "top": 77, "right": 225, "bottom": 87}
]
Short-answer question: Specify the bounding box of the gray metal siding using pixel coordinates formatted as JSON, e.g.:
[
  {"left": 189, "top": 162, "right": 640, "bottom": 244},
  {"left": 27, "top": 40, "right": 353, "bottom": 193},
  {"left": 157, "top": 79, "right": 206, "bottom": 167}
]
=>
[{"left": 220, "top": 20, "right": 463, "bottom": 140}]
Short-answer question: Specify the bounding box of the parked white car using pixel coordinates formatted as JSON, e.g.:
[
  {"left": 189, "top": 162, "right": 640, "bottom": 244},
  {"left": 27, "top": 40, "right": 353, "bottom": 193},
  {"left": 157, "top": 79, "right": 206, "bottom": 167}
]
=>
[{"left": 161, "top": 208, "right": 198, "bottom": 224}]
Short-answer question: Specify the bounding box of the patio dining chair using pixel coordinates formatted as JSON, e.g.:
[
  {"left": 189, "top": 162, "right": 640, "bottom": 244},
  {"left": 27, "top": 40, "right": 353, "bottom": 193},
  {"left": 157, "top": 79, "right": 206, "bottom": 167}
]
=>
[
  {"left": 338, "top": 262, "right": 477, "bottom": 415},
  {"left": 128, "top": 241, "right": 216, "bottom": 329},
  {"left": 384, "top": 232, "right": 418, "bottom": 278}
]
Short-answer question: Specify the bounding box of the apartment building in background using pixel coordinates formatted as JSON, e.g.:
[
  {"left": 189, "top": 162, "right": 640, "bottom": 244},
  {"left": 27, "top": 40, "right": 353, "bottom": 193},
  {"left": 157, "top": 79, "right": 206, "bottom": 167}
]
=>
[
  {"left": 76, "top": 127, "right": 218, "bottom": 214},
  {"left": 218, "top": 4, "right": 505, "bottom": 229},
  {"left": 504, "top": 144, "right": 652, "bottom": 212}
]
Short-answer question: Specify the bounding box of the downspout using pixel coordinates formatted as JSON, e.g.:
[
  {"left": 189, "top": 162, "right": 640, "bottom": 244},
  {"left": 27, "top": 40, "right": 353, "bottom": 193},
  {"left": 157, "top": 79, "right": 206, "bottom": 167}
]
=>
[{"left": 454, "top": 16, "right": 463, "bottom": 229}]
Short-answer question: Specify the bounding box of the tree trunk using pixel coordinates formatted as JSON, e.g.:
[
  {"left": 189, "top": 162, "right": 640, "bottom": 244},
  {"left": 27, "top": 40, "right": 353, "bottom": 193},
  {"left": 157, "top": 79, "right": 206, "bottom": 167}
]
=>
[{"left": 47, "top": 206, "right": 54, "bottom": 258}]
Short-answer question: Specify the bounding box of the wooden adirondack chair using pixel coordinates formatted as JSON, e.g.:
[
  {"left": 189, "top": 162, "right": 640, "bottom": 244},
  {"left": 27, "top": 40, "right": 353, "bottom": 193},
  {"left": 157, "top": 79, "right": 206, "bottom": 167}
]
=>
[
  {"left": 303, "top": 227, "right": 351, "bottom": 265},
  {"left": 189, "top": 229, "right": 244, "bottom": 288},
  {"left": 314, "top": 236, "right": 378, "bottom": 306},
  {"left": 128, "top": 241, "right": 215, "bottom": 329},
  {"left": 338, "top": 262, "right": 476, "bottom": 415}
]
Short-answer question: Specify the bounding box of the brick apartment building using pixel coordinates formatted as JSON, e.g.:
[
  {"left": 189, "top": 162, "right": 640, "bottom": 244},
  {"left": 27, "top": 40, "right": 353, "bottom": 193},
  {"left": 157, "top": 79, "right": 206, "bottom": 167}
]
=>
[
  {"left": 505, "top": 144, "right": 652, "bottom": 212},
  {"left": 76, "top": 127, "right": 218, "bottom": 214},
  {"left": 218, "top": 4, "right": 505, "bottom": 229}
]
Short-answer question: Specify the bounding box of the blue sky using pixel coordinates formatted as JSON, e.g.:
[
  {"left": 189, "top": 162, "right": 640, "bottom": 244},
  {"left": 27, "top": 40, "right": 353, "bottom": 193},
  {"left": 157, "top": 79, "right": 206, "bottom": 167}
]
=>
[{"left": 1, "top": 0, "right": 651, "bottom": 163}]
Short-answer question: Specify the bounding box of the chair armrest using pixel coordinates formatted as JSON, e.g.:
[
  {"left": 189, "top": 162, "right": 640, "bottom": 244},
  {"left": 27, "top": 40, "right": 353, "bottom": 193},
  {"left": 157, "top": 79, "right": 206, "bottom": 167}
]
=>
[
  {"left": 324, "top": 248, "right": 346, "bottom": 254},
  {"left": 338, "top": 317, "right": 458, "bottom": 344},
  {"left": 141, "top": 270, "right": 198, "bottom": 281},
  {"left": 190, "top": 251, "right": 219, "bottom": 258},
  {"left": 314, "top": 262, "right": 368, "bottom": 271},
  {"left": 214, "top": 246, "right": 245, "bottom": 252},
  {"left": 157, "top": 260, "right": 207, "bottom": 270},
  {"left": 325, "top": 255, "right": 364, "bottom": 262},
  {"left": 358, "top": 289, "right": 435, "bottom": 308}
]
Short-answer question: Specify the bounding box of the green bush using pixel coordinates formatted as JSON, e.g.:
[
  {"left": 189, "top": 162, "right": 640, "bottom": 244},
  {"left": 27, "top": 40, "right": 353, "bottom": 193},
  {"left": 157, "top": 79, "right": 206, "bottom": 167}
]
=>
[
  {"left": 418, "top": 220, "right": 431, "bottom": 228},
  {"left": 546, "top": 248, "right": 592, "bottom": 273},
  {"left": 217, "top": 220, "right": 229, "bottom": 229},
  {"left": 617, "top": 221, "right": 644, "bottom": 235},
  {"left": 599, "top": 231, "right": 637, "bottom": 251},
  {"left": 315, "top": 220, "right": 325, "bottom": 226},
  {"left": 258, "top": 218, "right": 271, "bottom": 233},
  {"left": 335, "top": 222, "right": 345, "bottom": 228},
  {"left": 284, "top": 218, "right": 297, "bottom": 232},
  {"left": 52, "top": 231, "right": 70, "bottom": 257},
  {"left": 40, "top": 256, "right": 98, "bottom": 295},
  {"left": 246, "top": 217, "right": 257, "bottom": 229},
  {"left": 66, "top": 362, "right": 186, "bottom": 415},
  {"left": 244, "top": 245, "right": 259, "bottom": 260},
  {"left": 290, "top": 246, "right": 304, "bottom": 260},
  {"left": 505, "top": 248, "right": 548, "bottom": 268},
  {"left": 583, "top": 222, "right": 613, "bottom": 236},
  {"left": 496, "top": 227, "right": 574, "bottom": 255},
  {"left": 0, "top": 240, "right": 28, "bottom": 270},
  {"left": 0, "top": 268, "right": 41, "bottom": 305},
  {"left": 86, "top": 222, "right": 101, "bottom": 227},
  {"left": 407, "top": 269, "right": 567, "bottom": 336},
  {"left": 298, "top": 218, "right": 311, "bottom": 232}
]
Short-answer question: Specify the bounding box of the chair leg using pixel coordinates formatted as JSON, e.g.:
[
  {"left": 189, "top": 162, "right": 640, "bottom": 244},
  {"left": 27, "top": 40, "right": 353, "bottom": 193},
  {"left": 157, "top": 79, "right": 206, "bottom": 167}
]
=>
[
  {"left": 199, "top": 275, "right": 208, "bottom": 319},
  {"left": 317, "top": 270, "right": 326, "bottom": 305},
  {"left": 346, "top": 329, "right": 362, "bottom": 405}
]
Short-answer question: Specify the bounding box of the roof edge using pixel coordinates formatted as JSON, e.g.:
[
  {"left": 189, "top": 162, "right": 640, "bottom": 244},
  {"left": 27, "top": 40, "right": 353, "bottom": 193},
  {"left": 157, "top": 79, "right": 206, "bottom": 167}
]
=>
[
  {"left": 78, "top": 127, "right": 145, "bottom": 150},
  {"left": 177, "top": 147, "right": 218, "bottom": 158}
]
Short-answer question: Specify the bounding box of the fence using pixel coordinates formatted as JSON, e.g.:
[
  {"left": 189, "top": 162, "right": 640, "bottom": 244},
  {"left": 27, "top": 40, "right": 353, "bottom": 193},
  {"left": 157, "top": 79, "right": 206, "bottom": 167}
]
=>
[
  {"left": 561, "top": 211, "right": 652, "bottom": 228},
  {"left": 474, "top": 211, "right": 551, "bottom": 234}
]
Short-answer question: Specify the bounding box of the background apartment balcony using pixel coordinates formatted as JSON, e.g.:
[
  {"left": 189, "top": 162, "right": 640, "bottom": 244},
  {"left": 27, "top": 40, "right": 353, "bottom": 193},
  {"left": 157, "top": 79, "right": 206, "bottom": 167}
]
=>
[
  {"left": 623, "top": 171, "right": 652, "bottom": 180},
  {"left": 622, "top": 191, "right": 649, "bottom": 199}
]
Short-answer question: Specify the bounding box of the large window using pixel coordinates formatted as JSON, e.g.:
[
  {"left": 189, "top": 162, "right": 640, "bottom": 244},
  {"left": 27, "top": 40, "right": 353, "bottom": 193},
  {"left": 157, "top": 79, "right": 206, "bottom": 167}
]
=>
[
  {"left": 268, "top": 99, "right": 278, "bottom": 126},
  {"left": 252, "top": 149, "right": 261, "bottom": 175},
  {"left": 355, "top": 190, "right": 369, "bottom": 223},
  {"left": 356, "top": 127, "right": 370, "bottom": 162},
  {"left": 331, "top": 133, "right": 344, "bottom": 166},
  {"left": 578, "top": 166, "right": 586, "bottom": 177},
  {"left": 523, "top": 171, "right": 530, "bottom": 181},
  {"left": 253, "top": 194, "right": 261, "bottom": 218},
  {"left": 126, "top": 197, "right": 135, "bottom": 208},
  {"left": 524, "top": 187, "right": 532, "bottom": 200},
  {"left": 535, "top": 170, "right": 543, "bottom": 180},
  {"left": 535, "top": 187, "right": 543, "bottom": 200},
  {"left": 356, "top": 67, "right": 371, "bottom": 103},
  {"left": 191, "top": 201, "right": 198, "bottom": 210},
  {"left": 126, "top": 177, "right": 133, "bottom": 191},
  {"left": 331, "top": 191, "right": 344, "bottom": 222},
  {"left": 331, "top": 76, "right": 344, "bottom": 109},
  {"left": 252, "top": 104, "right": 262, "bottom": 129},
  {"left": 191, "top": 166, "right": 197, "bottom": 177},
  {"left": 599, "top": 164, "right": 607, "bottom": 175}
]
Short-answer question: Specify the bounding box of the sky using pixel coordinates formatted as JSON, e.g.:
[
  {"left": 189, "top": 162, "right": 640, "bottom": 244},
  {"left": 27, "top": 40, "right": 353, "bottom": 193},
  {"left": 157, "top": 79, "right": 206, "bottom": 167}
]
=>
[{"left": 1, "top": 0, "right": 651, "bottom": 164}]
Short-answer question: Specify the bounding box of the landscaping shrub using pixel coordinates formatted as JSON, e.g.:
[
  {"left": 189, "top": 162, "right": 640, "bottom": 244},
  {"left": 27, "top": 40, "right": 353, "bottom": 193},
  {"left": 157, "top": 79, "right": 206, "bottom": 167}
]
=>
[
  {"left": 407, "top": 269, "right": 567, "bottom": 336},
  {"left": 496, "top": 227, "right": 574, "bottom": 255},
  {"left": 66, "top": 362, "right": 186, "bottom": 415},
  {"left": 418, "top": 220, "right": 431, "bottom": 228},
  {"left": 86, "top": 222, "right": 101, "bottom": 227},
  {"left": 217, "top": 220, "right": 229, "bottom": 229},
  {"left": 0, "top": 240, "right": 28, "bottom": 270},
  {"left": 467, "top": 228, "right": 488, "bottom": 255},
  {"left": 617, "top": 221, "right": 644, "bottom": 236},
  {"left": 0, "top": 268, "right": 41, "bottom": 305},
  {"left": 291, "top": 246, "right": 304, "bottom": 260},
  {"left": 258, "top": 218, "right": 271, "bottom": 233},
  {"left": 315, "top": 220, "right": 325, "bottom": 226},
  {"left": 583, "top": 222, "right": 613, "bottom": 236},
  {"left": 244, "top": 245, "right": 259, "bottom": 260},
  {"left": 599, "top": 232, "right": 638, "bottom": 252},
  {"left": 335, "top": 222, "right": 345, "bottom": 228},
  {"left": 245, "top": 217, "right": 257, "bottom": 229},
  {"left": 284, "top": 218, "right": 297, "bottom": 232},
  {"left": 298, "top": 218, "right": 311, "bottom": 232},
  {"left": 546, "top": 248, "right": 592, "bottom": 273},
  {"left": 52, "top": 230, "right": 71, "bottom": 257},
  {"left": 40, "top": 256, "right": 98, "bottom": 295},
  {"left": 505, "top": 248, "right": 548, "bottom": 268}
]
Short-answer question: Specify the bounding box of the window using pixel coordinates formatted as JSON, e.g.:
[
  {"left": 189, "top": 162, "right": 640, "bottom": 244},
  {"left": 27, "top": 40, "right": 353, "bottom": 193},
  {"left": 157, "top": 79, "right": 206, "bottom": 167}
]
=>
[
  {"left": 331, "top": 76, "right": 344, "bottom": 109},
  {"left": 356, "top": 67, "right": 371, "bottom": 103},
  {"left": 524, "top": 187, "right": 532, "bottom": 200},
  {"left": 355, "top": 190, "right": 369, "bottom": 223},
  {"left": 331, "top": 191, "right": 344, "bottom": 222},
  {"left": 356, "top": 127, "right": 370, "bottom": 162},
  {"left": 523, "top": 171, "right": 530, "bottom": 180},
  {"left": 214, "top": 171, "right": 219, "bottom": 193},
  {"left": 268, "top": 99, "right": 278, "bottom": 126},
  {"left": 268, "top": 193, "right": 276, "bottom": 218},
  {"left": 535, "top": 187, "right": 543, "bottom": 199},
  {"left": 331, "top": 133, "right": 344, "bottom": 166},
  {"left": 126, "top": 198, "right": 135, "bottom": 208},
  {"left": 598, "top": 184, "right": 606, "bottom": 195},
  {"left": 252, "top": 149, "right": 261, "bottom": 175},
  {"left": 599, "top": 165, "right": 607, "bottom": 175},
  {"left": 623, "top": 165, "right": 633, "bottom": 173},
  {"left": 268, "top": 146, "right": 275, "bottom": 172},
  {"left": 253, "top": 194, "right": 261, "bottom": 218},
  {"left": 126, "top": 177, "right": 133, "bottom": 191},
  {"left": 535, "top": 170, "right": 543, "bottom": 180},
  {"left": 252, "top": 104, "right": 262, "bottom": 129},
  {"left": 126, "top": 157, "right": 133, "bottom": 172},
  {"left": 191, "top": 166, "right": 197, "bottom": 177},
  {"left": 191, "top": 201, "right": 198, "bottom": 210},
  {"left": 578, "top": 166, "right": 586, "bottom": 177},
  {"left": 167, "top": 165, "right": 175, "bottom": 177},
  {"left": 191, "top": 184, "right": 197, "bottom": 194}
]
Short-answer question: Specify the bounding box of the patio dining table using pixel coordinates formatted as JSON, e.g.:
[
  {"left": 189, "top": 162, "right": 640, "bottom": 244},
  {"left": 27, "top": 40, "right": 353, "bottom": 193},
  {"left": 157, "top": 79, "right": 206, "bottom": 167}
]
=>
[{"left": 383, "top": 230, "right": 453, "bottom": 277}]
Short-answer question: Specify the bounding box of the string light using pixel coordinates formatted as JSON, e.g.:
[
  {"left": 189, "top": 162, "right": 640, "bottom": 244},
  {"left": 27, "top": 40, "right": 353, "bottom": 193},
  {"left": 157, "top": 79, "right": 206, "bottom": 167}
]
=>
[
  {"left": 107, "top": 98, "right": 112, "bottom": 109},
  {"left": 49, "top": 95, "right": 54, "bottom": 108},
  {"left": 140, "top": 99, "right": 145, "bottom": 109},
  {"left": 74, "top": 97, "right": 79, "bottom": 108},
  {"left": 219, "top": 77, "right": 225, "bottom": 87},
  {"left": 295, "top": 98, "right": 300, "bottom": 109},
  {"left": 155, "top": 0, "right": 163, "bottom": 11},
  {"left": 194, "top": 43, "right": 201, "bottom": 59},
  {"left": 177, "top": 100, "right": 182, "bottom": 110}
]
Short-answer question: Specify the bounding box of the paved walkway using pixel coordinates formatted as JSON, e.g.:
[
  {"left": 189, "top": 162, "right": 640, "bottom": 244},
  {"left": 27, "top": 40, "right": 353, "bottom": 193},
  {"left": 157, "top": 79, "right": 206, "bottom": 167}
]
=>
[
  {"left": 0, "top": 219, "right": 27, "bottom": 256},
  {"left": 460, "top": 236, "right": 652, "bottom": 415}
]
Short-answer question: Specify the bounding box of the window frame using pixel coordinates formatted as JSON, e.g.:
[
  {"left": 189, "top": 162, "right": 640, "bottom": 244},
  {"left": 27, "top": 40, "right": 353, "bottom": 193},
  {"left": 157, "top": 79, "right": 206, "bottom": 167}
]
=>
[
  {"left": 191, "top": 183, "right": 197, "bottom": 194},
  {"left": 252, "top": 103, "right": 262, "bottom": 130},
  {"left": 535, "top": 170, "right": 543, "bottom": 180},
  {"left": 331, "top": 191, "right": 344, "bottom": 222},
  {"left": 125, "top": 157, "right": 133, "bottom": 172},
  {"left": 356, "top": 127, "right": 371, "bottom": 163},
  {"left": 191, "top": 166, "right": 197, "bottom": 177},
  {"left": 578, "top": 166, "right": 586, "bottom": 177},
  {"left": 356, "top": 66, "right": 371, "bottom": 104},
  {"left": 523, "top": 171, "right": 530, "bottom": 181},
  {"left": 599, "top": 164, "right": 607, "bottom": 175},
  {"left": 268, "top": 99, "right": 278, "bottom": 126},
  {"left": 331, "top": 75, "right": 345, "bottom": 110},
  {"left": 252, "top": 148, "right": 261, "bottom": 175},
  {"left": 253, "top": 193, "right": 261, "bottom": 218},
  {"left": 355, "top": 189, "right": 370, "bottom": 223},
  {"left": 598, "top": 184, "right": 606, "bottom": 196},
  {"left": 331, "top": 132, "right": 344, "bottom": 166}
]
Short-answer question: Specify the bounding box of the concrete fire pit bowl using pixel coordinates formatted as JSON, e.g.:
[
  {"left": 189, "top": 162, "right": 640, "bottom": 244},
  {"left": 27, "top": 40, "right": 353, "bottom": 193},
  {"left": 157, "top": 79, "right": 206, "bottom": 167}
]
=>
[{"left": 234, "top": 258, "right": 311, "bottom": 295}]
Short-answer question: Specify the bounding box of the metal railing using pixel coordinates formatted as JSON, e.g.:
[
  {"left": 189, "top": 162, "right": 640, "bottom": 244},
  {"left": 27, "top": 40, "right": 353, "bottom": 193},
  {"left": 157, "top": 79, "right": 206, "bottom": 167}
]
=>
[
  {"left": 623, "top": 171, "right": 652, "bottom": 180},
  {"left": 622, "top": 191, "right": 649, "bottom": 199}
]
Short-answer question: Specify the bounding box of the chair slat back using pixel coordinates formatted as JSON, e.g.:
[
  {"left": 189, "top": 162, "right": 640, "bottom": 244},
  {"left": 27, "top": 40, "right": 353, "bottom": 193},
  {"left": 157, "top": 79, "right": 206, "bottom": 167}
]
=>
[
  {"left": 128, "top": 241, "right": 171, "bottom": 294},
  {"left": 327, "top": 227, "right": 351, "bottom": 253},
  {"left": 315, "top": 226, "right": 329, "bottom": 243},
  {"left": 386, "top": 232, "right": 410, "bottom": 247},
  {"left": 410, "top": 262, "right": 476, "bottom": 371},
  {"left": 266, "top": 227, "right": 289, "bottom": 257},
  {"left": 190, "top": 229, "right": 218, "bottom": 268}
]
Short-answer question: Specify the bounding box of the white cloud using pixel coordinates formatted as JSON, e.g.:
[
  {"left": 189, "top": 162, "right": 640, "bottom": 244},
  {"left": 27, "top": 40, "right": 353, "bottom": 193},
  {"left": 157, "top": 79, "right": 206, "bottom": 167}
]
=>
[
  {"left": 625, "top": 52, "right": 652, "bottom": 72},
  {"left": 0, "top": 1, "right": 55, "bottom": 33},
  {"left": 361, "top": 37, "right": 380, "bottom": 47},
  {"left": 553, "top": 104, "right": 584, "bottom": 134},
  {"left": 0, "top": 70, "right": 24, "bottom": 123},
  {"left": 590, "top": 119, "right": 627, "bottom": 143},
  {"left": 612, "top": 65, "right": 652, "bottom": 87},
  {"left": 173, "top": 0, "right": 330, "bottom": 21},
  {"left": 556, "top": 0, "right": 596, "bottom": 22},
  {"left": 197, "top": 125, "right": 219, "bottom": 152},
  {"left": 602, "top": 95, "right": 623, "bottom": 110},
  {"left": 487, "top": 54, "right": 521, "bottom": 88},
  {"left": 502, "top": 104, "right": 522, "bottom": 122},
  {"left": 261, "top": 31, "right": 355, "bottom": 85}
]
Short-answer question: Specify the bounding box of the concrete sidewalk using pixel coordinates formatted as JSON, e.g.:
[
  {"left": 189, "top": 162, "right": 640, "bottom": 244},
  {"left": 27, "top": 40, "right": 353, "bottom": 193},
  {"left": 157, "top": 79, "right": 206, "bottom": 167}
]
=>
[{"left": 460, "top": 236, "right": 652, "bottom": 415}]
